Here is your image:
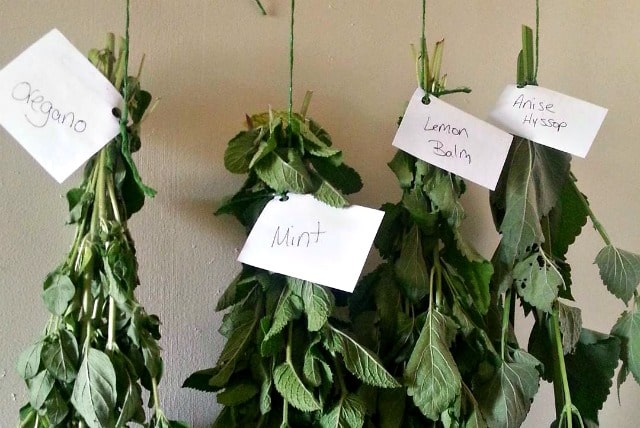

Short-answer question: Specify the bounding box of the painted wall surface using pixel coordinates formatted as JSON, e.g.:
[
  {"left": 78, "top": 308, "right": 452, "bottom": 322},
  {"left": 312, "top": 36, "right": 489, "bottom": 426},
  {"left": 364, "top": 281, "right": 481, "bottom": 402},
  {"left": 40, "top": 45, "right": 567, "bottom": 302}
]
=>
[{"left": 1, "top": 1, "right": 639, "bottom": 426}]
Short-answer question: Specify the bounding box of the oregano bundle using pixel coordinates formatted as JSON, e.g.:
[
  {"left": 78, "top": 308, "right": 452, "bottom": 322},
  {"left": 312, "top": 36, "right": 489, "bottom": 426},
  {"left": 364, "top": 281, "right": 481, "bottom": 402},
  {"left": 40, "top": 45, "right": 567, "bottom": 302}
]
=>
[
  {"left": 16, "top": 34, "right": 183, "bottom": 428},
  {"left": 488, "top": 24, "right": 640, "bottom": 427},
  {"left": 348, "top": 40, "right": 498, "bottom": 427},
  {"left": 184, "top": 96, "right": 400, "bottom": 427}
]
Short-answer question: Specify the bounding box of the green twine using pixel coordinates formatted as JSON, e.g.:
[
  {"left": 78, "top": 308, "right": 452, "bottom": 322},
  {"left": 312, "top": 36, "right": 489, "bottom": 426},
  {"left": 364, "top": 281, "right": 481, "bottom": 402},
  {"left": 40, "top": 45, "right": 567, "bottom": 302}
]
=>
[
  {"left": 119, "top": 0, "right": 156, "bottom": 197},
  {"left": 534, "top": 0, "right": 540, "bottom": 81},
  {"left": 288, "top": 0, "right": 295, "bottom": 138},
  {"left": 420, "top": 0, "right": 427, "bottom": 92},
  {"left": 254, "top": 0, "right": 267, "bottom": 15}
]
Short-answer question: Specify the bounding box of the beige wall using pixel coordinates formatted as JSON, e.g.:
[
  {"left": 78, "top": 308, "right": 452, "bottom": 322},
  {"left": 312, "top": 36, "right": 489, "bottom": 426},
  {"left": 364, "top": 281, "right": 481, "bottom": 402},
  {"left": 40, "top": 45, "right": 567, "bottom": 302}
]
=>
[{"left": 1, "top": 1, "right": 639, "bottom": 426}]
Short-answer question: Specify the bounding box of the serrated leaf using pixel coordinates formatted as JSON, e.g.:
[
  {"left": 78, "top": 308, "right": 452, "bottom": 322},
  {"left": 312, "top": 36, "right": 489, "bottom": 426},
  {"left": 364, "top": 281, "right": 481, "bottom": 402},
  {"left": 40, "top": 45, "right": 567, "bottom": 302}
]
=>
[
  {"left": 17, "top": 342, "right": 43, "bottom": 380},
  {"left": 595, "top": 245, "right": 640, "bottom": 303},
  {"left": 512, "top": 250, "right": 563, "bottom": 312},
  {"left": 558, "top": 302, "right": 582, "bottom": 355},
  {"left": 441, "top": 249, "right": 492, "bottom": 316},
  {"left": 273, "top": 361, "right": 321, "bottom": 412},
  {"left": 310, "top": 157, "right": 363, "bottom": 195},
  {"left": 42, "top": 273, "right": 75, "bottom": 316},
  {"left": 71, "top": 348, "right": 117, "bottom": 428},
  {"left": 255, "top": 150, "right": 313, "bottom": 193},
  {"left": 474, "top": 350, "right": 540, "bottom": 428},
  {"left": 217, "top": 382, "right": 259, "bottom": 406},
  {"left": 387, "top": 150, "right": 414, "bottom": 189},
  {"left": 327, "top": 325, "right": 400, "bottom": 388},
  {"left": 264, "top": 286, "right": 303, "bottom": 342},
  {"left": 181, "top": 368, "right": 218, "bottom": 392},
  {"left": 611, "top": 303, "right": 640, "bottom": 386},
  {"left": 549, "top": 176, "right": 589, "bottom": 258},
  {"left": 405, "top": 308, "right": 461, "bottom": 420},
  {"left": 210, "top": 308, "right": 259, "bottom": 388},
  {"left": 216, "top": 268, "right": 259, "bottom": 311},
  {"left": 460, "top": 382, "right": 487, "bottom": 428},
  {"left": 27, "top": 370, "right": 54, "bottom": 410},
  {"left": 303, "top": 338, "right": 332, "bottom": 388},
  {"left": 250, "top": 133, "right": 278, "bottom": 169},
  {"left": 224, "top": 129, "right": 261, "bottom": 173},
  {"left": 497, "top": 139, "right": 569, "bottom": 265},
  {"left": 313, "top": 179, "right": 349, "bottom": 208},
  {"left": 423, "top": 168, "right": 465, "bottom": 227},
  {"left": 114, "top": 357, "right": 143, "bottom": 427},
  {"left": 401, "top": 189, "right": 438, "bottom": 234},
  {"left": 319, "top": 393, "right": 366, "bottom": 428},
  {"left": 289, "top": 278, "right": 334, "bottom": 332},
  {"left": 394, "top": 224, "right": 430, "bottom": 302},
  {"left": 42, "top": 329, "right": 79, "bottom": 382},
  {"left": 564, "top": 329, "right": 620, "bottom": 425}
]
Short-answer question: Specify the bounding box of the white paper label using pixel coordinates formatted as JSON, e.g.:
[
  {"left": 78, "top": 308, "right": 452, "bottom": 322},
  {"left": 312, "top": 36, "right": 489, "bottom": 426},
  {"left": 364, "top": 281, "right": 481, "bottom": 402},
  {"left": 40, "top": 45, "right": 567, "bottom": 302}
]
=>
[
  {"left": 238, "top": 194, "right": 384, "bottom": 293},
  {"left": 0, "top": 29, "right": 123, "bottom": 182},
  {"left": 392, "top": 88, "right": 513, "bottom": 190},
  {"left": 488, "top": 84, "right": 607, "bottom": 157}
]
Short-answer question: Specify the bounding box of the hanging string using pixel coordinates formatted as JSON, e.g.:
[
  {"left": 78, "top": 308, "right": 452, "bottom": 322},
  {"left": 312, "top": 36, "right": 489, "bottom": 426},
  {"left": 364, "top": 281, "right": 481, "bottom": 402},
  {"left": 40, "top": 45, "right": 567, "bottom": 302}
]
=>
[
  {"left": 288, "top": 0, "right": 295, "bottom": 132},
  {"left": 254, "top": 0, "right": 267, "bottom": 15},
  {"left": 534, "top": 0, "right": 540, "bottom": 82},
  {"left": 420, "top": 0, "right": 427, "bottom": 92}
]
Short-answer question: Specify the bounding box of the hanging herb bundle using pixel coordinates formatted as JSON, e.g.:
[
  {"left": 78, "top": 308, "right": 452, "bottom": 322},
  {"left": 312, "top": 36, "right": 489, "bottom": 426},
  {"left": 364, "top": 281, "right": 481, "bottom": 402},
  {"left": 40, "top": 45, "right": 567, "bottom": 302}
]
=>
[
  {"left": 184, "top": 3, "right": 399, "bottom": 425},
  {"left": 16, "top": 29, "right": 184, "bottom": 428},
  {"left": 184, "top": 97, "right": 400, "bottom": 426},
  {"left": 348, "top": 28, "right": 501, "bottom": 428},
  {"left": 488, "top": 21, "right": 640, "bottom": 427}
]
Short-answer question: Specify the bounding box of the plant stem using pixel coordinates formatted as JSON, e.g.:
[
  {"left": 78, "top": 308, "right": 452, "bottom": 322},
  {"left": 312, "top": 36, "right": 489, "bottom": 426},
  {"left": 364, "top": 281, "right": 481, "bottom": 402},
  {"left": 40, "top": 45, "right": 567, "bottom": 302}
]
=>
[
  {"left": 501, "top": 289, "right": 512, "bottom": 361},
  {"left": 550, "top": 305, "right": 573, "bottom": 428},
  {"left": 287, "top": 0, "right": 295, "bottom": 144},
  {"left": 334, "top": 355, "right": 348, "bottom": 398},
  {"left": 569, "top": 173, "right": 612, "bottom": 246},
  {"left": 152, "top": 377, "right": 161, "bottom": 418},
  {"left": 254, "top": 0, "right": 267, "bottom": 15}
]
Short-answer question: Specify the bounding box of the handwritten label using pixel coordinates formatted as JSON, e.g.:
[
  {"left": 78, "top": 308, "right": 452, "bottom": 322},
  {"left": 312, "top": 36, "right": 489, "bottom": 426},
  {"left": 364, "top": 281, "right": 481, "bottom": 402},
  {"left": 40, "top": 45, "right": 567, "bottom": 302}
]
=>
[
  {"left": 488, "top": 84, "right": 608, "bottom": 157},
  {"left": 392, "top": 88, "right": 512, "bottom": 190},
  {"left": 238, "top": 193, "right": 384, "bottom": 293},
  {"left": 0, "top": 29, "right": 123, "bottom": 182}
]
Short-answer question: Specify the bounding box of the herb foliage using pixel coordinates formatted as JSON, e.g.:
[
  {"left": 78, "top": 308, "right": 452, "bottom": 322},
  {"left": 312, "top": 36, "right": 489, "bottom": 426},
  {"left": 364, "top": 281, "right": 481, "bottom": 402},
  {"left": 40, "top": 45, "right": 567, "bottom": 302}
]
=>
[
  {"left": 184, "top": 95, "right": 400, "bottom": 427},
  {"left": 16, "top": 34, "right": 185, "bottom": 428},
  {"left": 348, "top": 40, "right": 510, "bottom": 427},
  {"left": 489, "top": 25, "right": 640, "bottom": 427}
]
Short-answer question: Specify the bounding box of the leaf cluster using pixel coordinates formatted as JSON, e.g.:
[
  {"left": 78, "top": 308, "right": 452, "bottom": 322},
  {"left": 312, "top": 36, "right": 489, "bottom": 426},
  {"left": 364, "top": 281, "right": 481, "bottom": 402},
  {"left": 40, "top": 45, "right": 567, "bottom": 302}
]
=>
[
  {"left": 488, "top": 25, "right": 640, "bottom": 427},
  {"left": 17, "top": 34, "right": 184, "bottom": 427},
  {"left": 186, "top": 102, "right": 400, "bottom": 427}
]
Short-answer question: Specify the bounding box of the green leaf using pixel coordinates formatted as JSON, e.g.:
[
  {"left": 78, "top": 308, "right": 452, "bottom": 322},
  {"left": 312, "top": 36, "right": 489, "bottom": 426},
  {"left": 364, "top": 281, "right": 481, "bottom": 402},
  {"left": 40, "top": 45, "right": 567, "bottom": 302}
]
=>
[
  {"left": 114, "top": 356, "right": 143, "bottom": 427},
  {"left": 387, "top": 150, "right": 414, "bottom": 189},
  {"left": 548, "top": 176, "right": 589, "bottom": 258},
  {"left": 595, "top": 245, "right": 640, "bottom": 303},
  {"left": 289, "top": 278, "right": 334, "bottom": 332},
  {"left": 273, "top": 361, "right": 321, "bottom": 412},
  {"left": 558, "top": 302, "right": 582, "bottom": 355},
  {"left": 474, "top": 350, "right": 540, "bottom": 428},
  {"left": 394, "top": 224, "right": 430, "bottom": 303},
  {"left": 313, "top": 179, "right": 349, "bottom": 208},
  {"left": 71, "top": 348, "right": 117, "bottom": 428},
  {"left": 254, "top": 150, "right": 313, "bottom": 193},
  {"left": 42, "top": 329, "right": 79, "bottom": 383},
  {"left": 611, "top": 302, "right": 640, "bottom": 386},
  {"left": 224, "top": 129, "right": 261, "bottom": 173},
  {"left": 460, "top": 382, "right": 487, "bottom": 428},
  {"left": 497, "top": 139, "right": 569, "bottom": 265},
  {"left": 216, "top": 268, "right": 259, "bottom": 311},
  {"left": 404, "top": 308, "right": 461, "bottom": 420},
  {"left": 27, "top": 370, "right": 54, "bottom": 410},
  {"left": 319, "top": 393, "right": 366, "bottom": 428},
  {"left": 249, "top": 133, "right": 278, "bottom": 169},
  {"left": 217, "top": 382, "right": 259, "bottom": 406},
  {"left": 210, "top": 308, "right": 260, "bottom": 388},
  {"left": 181, "top": 368, "right": 218, "bottom": 392},
  {"left": 17, "top": 342, "right": 43, "bottom": 380},
  {"left": 441, "top": 252, "right": 492, "bottom": 316},
  {"left": 310, "top": 157, "right": 363, "bottom": 195},
  {"left": 18, "top": 403, "right": 38, "bottom": 428},
  {"left": 327, "top": 325, "right": 400, "bottom": 388},
  {"left": 264, "top": 286, "right": 303, "bottom": 342},
  {"left": 512, "top": 250, "right": 563, "bottom": 313},
  {"left": 423, "top": 168, "right": 465, "bottom": 227},
  {"left": 43, "top": 387, "right": 69, "bottom": 425},
  {"left": 42, "top": 273, "right": 75, "bottom": 316},
  {"left": 401, "top": 189, "right": 438, "bottom": 235},
  {"left": 564, "top": 329, "right": 620, "bottom": 425}
]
